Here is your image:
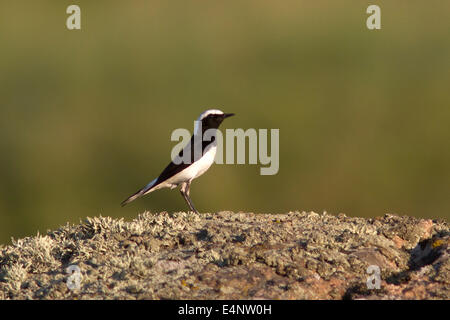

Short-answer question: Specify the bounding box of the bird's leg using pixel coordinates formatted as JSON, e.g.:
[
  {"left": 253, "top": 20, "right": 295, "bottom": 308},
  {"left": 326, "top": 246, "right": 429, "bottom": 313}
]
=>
[{"left": 180, "top": 181, "right": 199, "bottom": 214}]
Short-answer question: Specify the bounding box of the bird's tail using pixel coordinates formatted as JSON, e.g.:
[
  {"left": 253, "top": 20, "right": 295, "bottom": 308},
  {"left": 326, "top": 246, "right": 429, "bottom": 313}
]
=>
[{"left": 121, "top": 179, "right": 157, "bottom": 207}]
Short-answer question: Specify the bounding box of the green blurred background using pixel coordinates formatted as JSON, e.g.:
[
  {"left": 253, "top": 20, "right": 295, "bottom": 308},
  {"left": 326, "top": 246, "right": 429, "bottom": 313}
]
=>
[{"left": 0, "top": 1, "right": 449, "bottom": 244}]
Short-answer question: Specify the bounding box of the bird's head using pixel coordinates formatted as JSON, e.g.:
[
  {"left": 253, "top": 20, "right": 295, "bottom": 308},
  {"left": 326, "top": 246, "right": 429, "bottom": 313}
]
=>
[{"left": 195, "top": 109, "right": 234, "bottom": 133}]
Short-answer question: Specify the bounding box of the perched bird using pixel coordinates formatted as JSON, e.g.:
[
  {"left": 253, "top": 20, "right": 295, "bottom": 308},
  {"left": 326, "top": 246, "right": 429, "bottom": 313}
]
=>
[{"left": 121, "top": 109, "right": 234, "bottom": 213}]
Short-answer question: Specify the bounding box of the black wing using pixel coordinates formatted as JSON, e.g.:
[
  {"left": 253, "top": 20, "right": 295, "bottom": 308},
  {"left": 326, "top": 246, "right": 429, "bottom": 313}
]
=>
[
  {"left": 121, "top": 135, "right": 215, "bottom": 206},
  {"left": 152, "top": 135, "right": 215, "bottom": 188}
]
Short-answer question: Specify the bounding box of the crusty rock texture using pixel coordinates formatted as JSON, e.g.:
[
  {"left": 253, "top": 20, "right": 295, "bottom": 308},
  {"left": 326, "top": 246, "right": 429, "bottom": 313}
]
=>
[{"left": 0, "top": 211, "right": 448, "bottom": 300}]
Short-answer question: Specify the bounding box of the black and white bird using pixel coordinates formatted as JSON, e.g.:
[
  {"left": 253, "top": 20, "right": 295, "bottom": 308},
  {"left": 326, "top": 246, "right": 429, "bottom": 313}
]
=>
[{"left": 121, "top": 109, "right": 234, "bottom": 213}]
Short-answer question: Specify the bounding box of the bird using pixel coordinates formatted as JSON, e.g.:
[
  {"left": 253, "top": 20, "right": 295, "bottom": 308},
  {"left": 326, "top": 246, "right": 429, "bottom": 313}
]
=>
[{"left": 121, "top": 109, "right": 234, "bottom": 213}]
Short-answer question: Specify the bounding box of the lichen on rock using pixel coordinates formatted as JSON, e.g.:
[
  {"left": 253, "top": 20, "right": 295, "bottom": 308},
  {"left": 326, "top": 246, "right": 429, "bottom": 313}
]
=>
[{"left": 0, "top": 211, "right": 448, "bottom": 300}]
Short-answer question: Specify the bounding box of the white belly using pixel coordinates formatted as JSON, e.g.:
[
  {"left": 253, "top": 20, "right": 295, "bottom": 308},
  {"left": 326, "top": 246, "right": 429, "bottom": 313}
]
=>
[{"left": 157, "top": 144, "right": 217, "bottom": 189}]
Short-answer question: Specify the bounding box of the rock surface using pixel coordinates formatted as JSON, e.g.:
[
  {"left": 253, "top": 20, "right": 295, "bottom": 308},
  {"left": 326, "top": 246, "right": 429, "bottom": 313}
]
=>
[{"left": 0, "top": 211, "right": 448, "bottom": 300}]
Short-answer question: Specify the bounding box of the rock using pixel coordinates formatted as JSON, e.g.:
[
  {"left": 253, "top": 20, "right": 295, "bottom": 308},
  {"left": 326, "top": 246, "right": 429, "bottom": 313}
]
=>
[{"left": 0, "top": 211, "right": 448, "bottom": 300}]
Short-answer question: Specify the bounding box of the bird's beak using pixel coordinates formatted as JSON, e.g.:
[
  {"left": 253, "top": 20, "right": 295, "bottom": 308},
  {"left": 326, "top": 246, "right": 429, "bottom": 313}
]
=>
[{"left": 223, "top": 113, "right": 235, "bottom": 118}]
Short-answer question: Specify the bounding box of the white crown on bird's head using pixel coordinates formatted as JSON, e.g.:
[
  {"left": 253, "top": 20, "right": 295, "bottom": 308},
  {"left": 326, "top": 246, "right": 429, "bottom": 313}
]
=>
[
  {"left": 197, "top": 109, "right": 225, "bottom": 121},
  {"left": 194, "top": 109, "right": 225, "bottom": 134}
]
